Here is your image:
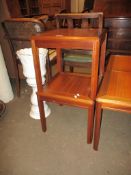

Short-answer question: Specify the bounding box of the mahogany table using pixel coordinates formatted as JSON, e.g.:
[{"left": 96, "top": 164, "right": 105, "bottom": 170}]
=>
[{"left": 31, "top": 28, "right": 107, "bottom": 143}]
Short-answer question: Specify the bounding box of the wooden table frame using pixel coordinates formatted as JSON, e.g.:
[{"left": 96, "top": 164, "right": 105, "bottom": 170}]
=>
[
  {"left": 31, "top": 28, "right": 107, "bottom": 143},
  {"left": 94, "top": 55, "right": 131, "bottom": 150}
]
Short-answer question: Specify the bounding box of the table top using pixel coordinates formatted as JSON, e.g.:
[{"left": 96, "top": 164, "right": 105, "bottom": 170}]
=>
[
  {"left": 31, "top": 28, "right": 106, "bottom": 49},
  {"left": 97, "top": 54, "right": 131, "bottom": 107},
  {"left": 31, "top": 28, "right": 105, "bottom": 41}
]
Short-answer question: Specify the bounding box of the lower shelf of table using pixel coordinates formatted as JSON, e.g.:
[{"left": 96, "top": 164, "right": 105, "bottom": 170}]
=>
[{"left": 38, "top": 72, "right": 93, "bottom": 108}]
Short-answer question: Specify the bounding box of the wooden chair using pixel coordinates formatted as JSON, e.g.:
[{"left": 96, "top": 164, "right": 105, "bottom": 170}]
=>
[
  {"left": 93, "top": 55, "right": 131, "bottom": 150},
  {"left": 2, "top": 17, "right": 56, "bottom": 96},
  {"left": 31, "top": 27, "right": 107, "bottom": 144},
  {"left": 55, "top": 12, "right": 103, "bottom": 72}
]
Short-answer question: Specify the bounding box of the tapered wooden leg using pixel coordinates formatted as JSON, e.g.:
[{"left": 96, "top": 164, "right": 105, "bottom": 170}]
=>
[
  {"left": 87, "top": 105, "right": 94, "bottom": 144},
  {"left": 15, "top": 60, "right": 20, "bottom": 97},
  {"left": 69, "top": 66, "right": 74, "bottom": 72},
  {"left": 37, "top": 95, "right": 47, "bottom": 132},
  {"left": 46, "top": 55, "right": 52, "bottom": 82},
  {"left": 93, "top": 103, "right": 102, "bottom": 150},
  {"left": 16, "top": 75, "right": 20, "bottom": 97}
]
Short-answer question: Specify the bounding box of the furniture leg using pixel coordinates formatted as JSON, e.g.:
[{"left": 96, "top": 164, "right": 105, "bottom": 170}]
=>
[
  {"left": 15, "top": 61, "right": 20, "bottom": 97},
  {"left": 87, "top": 104, "right": 94, "bottom": 144},
  {"left": 93, "top": 103, "right": 102, "bottom": 150},
  {"left": 99, "top": 33, "right": 107, "bottom": 77},
  {"left": 37, "top": 96, "right": 47, "bottom": 132},
  {"left": 69, "top": 66, "right": 73, "bottom": 72}
]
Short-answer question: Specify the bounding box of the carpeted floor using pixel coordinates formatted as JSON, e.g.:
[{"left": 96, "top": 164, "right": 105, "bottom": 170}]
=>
[{"left": 0, "top": 80, "right": 131, "bottom": 175}]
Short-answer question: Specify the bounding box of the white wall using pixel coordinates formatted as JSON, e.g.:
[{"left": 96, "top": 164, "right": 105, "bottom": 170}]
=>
[{"left": 71, "top": 0, "right": 85, "bottom": 12}]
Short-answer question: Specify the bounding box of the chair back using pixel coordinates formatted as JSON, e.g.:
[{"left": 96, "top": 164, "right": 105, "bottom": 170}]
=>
[
  {"left": 2, "top": 18, "right": 47, "bottom": 96},
  {"left": 55, "top": 12, "right": 103, "bottom": 29},
  {"left": 2, "top": 18, "right": 46, "bottom": 52}
]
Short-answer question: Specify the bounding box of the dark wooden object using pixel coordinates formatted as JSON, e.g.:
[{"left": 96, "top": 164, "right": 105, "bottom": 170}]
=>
[
  {"left": 6, "top": 0, "right": 71, "bottom": 17},
  {"left": 93, "top": 0, "right": 131, "bottom": 18},
  {"left": 31, "top": 28, "right": 107, "bottom": 143},
  {"left": 84, "top": 0, "right": 95, "bottom": 11},
  {"left": 6, "top": 0, "right": 22, "bottom": 17},
  {"left": 104, "top": 18, "right": 131, "bottom": 55},
  {"left": 39, "top": 0, "right": 71, "bottom": 16},
  {"left": 93, "top": 0, "right": 131, "bottom": 55},
  {"left": 94, "top": 55, "right": 131, "bottom": 150},
  {"left": 55, "top": 13, "right": 103, "bottom": 72},
  {"left": 0, "top": 100, "right": 6, "bottom": 118}
]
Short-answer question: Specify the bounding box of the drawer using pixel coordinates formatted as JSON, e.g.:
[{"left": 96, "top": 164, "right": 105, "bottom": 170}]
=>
[
  {"left": 108, "top": 29, "right": 131, "bottom": 39},
  {"left": 107, "top": 39, "right": 131, "bottom": 51},
  {"left": 105, "top": 18, "right": 131, "bottom": 28}
]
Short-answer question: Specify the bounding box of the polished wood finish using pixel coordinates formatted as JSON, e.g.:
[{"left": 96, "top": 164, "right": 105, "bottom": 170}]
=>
[
  {"left": 31, "top": 28, "right": 107, "bottom": 143},
  {"left": 40, "top": 72, "right": 92, "bottom": 107},
  {"left": 106, "top": 55, "right": 131, "bottom": 72},
  {"left": 55, "top": 13, "right": 103, "bottom": 72},
  {"left": 93, "top": 0, "right": 131, "bottom": 55},
  {"left": 94, "top": 55, "right": 131, "bottom": 150}
]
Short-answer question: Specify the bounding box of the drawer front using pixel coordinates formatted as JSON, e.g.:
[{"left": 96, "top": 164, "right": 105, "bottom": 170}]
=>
[
  {"left": 108, "top": 29, "right": 131, "bottom": 39},
  {"left": 107, "top": 40, "right": 131, "bottom": 53},
  {"left": 105, "top": 17, "right": 131, "bottom": 54},
  {"left": 105, "top": 18, "right": 131, "bottom": 28}
]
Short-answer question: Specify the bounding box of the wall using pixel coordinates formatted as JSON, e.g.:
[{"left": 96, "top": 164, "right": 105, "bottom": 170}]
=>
[{"left": 71, "top": 0, "right": 85, "bottom": 12}]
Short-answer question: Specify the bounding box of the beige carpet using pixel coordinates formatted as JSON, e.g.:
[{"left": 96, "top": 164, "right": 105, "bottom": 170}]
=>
[{"left": 0, "top": 80, "right": 131, "bottom": 175}]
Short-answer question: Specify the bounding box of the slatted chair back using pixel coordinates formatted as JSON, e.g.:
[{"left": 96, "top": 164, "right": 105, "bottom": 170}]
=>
[
  {"left": 55, "top": 12, "right": 103, "bottom": 30},
  {"left": 54, "top": 13, "right": 104, "bottom": 73},
  {"left": 2, "top": 18, "right": 46, "bottom": 51}
]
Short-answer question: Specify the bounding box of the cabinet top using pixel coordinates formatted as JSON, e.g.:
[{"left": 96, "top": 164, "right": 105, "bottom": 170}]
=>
[{"left": 93, "top": 0, "right": 131, "bottom": 18}]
